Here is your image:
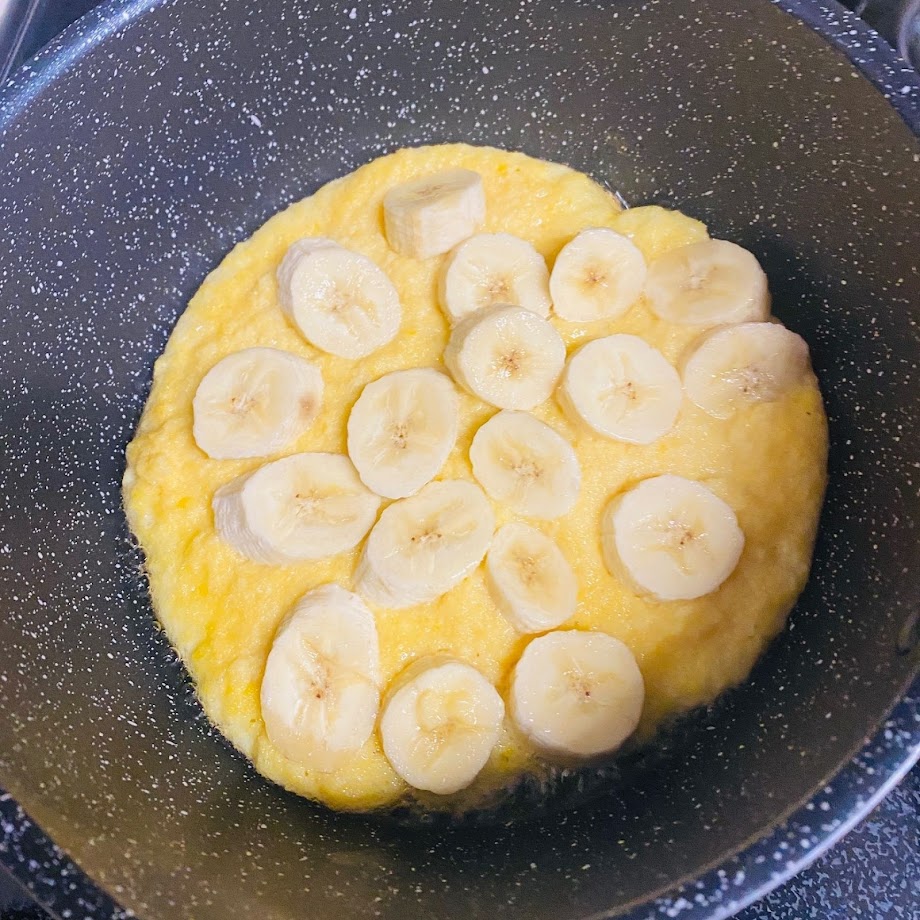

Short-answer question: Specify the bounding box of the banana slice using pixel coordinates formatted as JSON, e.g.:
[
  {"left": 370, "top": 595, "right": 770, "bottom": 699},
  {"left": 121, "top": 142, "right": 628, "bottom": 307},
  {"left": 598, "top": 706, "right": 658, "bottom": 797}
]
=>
[
  {"left": 601, "top": 474, "right": 744, "bottom": 601},
  {"left": 558, "top": 334, "right": 683, "bottom": 444},
  {"left": 469, "top": 410, "right": 581, "bottom": 520},
  {"left": 444, "top": 304, "right": 566, "bottom": 410},
  {"left": 486, "top": 522, "right": 578, "bottom": 633},
  {"left": 681, "top": 321, "right": 810, "bottom": 419},
  {"left": 277, "top": 238, "right": 401, "bottom": 359},
  {"left": 379, "top": 657, "right": 504, "bottom": 794},
  {"left": 549, "top": 228, "right": 647, "bottom": 322},
  {"left": 356, "top": 479, "right": 495, "bottom": 608},
  {"left": 213, "top": 452, "right": 381, "bottom": 565},
  {"left": 510, "top": 630, "right": 644, "bottom": 758},
  {"left": 261, "top": 584, "right": 381, "bottom": 771},
  {"left": 383, "top": 168, "right": 486, "bottom": 260},
  {"left": 192, "top": 347, "right": 323, "bottom": 459},
  {"left": 644, "top": 238, "right": 770, "bottom": 326},
  {"left": 439, "top": 232, "right": 551, "bottom": 323},
  {"left": 347, "top": 368, "right": 460, "bottom": 500}
]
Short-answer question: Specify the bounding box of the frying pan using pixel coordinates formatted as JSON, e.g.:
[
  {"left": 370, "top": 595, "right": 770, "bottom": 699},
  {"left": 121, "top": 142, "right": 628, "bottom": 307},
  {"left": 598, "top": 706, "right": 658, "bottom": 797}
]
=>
[{"left": 0, "top": 1, "right": 918, "bottom": 918}]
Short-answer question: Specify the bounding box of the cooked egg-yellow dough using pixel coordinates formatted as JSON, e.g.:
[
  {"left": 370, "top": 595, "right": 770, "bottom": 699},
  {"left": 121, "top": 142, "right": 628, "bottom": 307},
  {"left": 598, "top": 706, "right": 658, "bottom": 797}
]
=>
[{"left": 123, "top": 144, "right": 828, "bottom": 812}]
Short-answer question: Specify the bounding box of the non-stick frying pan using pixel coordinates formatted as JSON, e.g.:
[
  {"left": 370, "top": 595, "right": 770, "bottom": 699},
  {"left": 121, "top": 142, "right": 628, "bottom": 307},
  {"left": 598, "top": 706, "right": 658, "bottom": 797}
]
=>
[{"left": 0, "top": 1, "right": 918, "bottom": 918}]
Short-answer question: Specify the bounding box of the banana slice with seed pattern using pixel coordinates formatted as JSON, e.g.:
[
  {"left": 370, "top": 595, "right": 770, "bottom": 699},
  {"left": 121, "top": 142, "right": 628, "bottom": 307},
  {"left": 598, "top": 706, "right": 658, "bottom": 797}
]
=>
[
  {"left": 559, "top": 334, "right": 683, "bottom": 444},
  {"left": 469, "top": 410, "right": 581, "bottom": 520},
  {"left": 550, "top": 227, "right": 647, "bottom": 322},
  {"left": 444, "top": 304, "right": 566, "bottom": 410},
  {"left": 380, "top": 657, "right": 504, "bottom": 794},
  {"left": 277, "top": 238, "right": 401, "bottom": 359},
  {"left": 347, "top": 368, "right": 459, "bottom": 499},
  {"left": 384, "top": 168, "right": 486, "bottom": 260},
  {"left": 601, "top": 474, "right": 744, "bottom": 601},
  {"left": 440, "top": 232, "right": 551, "bottom": 322},
  {"left": 510, "top": 630, "right": 644, "bottom": 758},
  {"left": 681, "top": 321, "right": 810, "bottom": 419},
  {"left": 192, "top": 347, "right": 323, "bottom": 459},
  {"left": 261, "top": 584, "right": 381, "bottom": 771},
  {"left": 213, "top": 452, "right": 380, "bottom": 565},
  {"left": 644, "top": 238, "right": 770, "bottom": 326},
  {"left": 356, "top": 479, "right": 495, "bottom": 608},
  {"left": 486, "top": 522, "right": 578, "bottom": 633}
]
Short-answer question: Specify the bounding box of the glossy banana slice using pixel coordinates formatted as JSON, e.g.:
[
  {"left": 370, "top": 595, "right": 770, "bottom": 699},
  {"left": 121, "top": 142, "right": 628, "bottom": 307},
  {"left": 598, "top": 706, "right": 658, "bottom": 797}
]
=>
[
  {"left": 192, "top": 347, "right": 323, "bottom": 460},
  {"left": 380, "top": 657, "right": 504, "bottom": 794},
  {"left": 486, "top": 522, "right": 578, "bottom": 633},
  {"left": 559, "top": 334, "right": 682, "bottom": 444},
  {"left": 261, "top": 584, "right": 382, "bottom": 771},
  {"left": 347, "top": 368, "right": 459, "bottom": 499},
  {"left": 440, "top": 232, "right": 551, "bottom": 322},
  {"left": 681, "top": 321, "right": 810, "bottom": 418},
  {"left": 383, "top": 168, "right": 486, "bottom": 259},
  {"left": 356, "top": 479, "right": 495, "bottom": 608},
  {"left": 444, "top": 304, "right": 565, "bottom": 410},
  {"left": 644, "top": 238, "right": 770, "bottom": 326},
  {"left": 469, "top": 410, "right": 581, "bottom": 520},
  {"left": 550, "top": 227, "right": 646, "bottom": 322},
  {"left": 601, "top": 474, "right": 744, "bottom": 601},
  {"left": 510, "top": 630, "right": 644, "bottom": 758},
  {"left": 277, "top": 238, "right": 401, "bottom": 358},
  {"left": 213, "top": 452, "right": 380, "bottom": 564}
]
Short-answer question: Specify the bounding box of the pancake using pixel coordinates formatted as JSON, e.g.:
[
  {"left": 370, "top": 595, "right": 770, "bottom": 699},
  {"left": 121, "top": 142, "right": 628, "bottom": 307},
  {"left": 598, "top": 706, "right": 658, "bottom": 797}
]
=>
[{"left": 123, "top": 144, "right": 828, "bottom": 811}]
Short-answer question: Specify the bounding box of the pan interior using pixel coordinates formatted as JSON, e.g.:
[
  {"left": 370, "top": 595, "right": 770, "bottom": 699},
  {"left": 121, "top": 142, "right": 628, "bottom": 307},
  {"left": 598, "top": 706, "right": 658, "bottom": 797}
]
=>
[{"left": 0, "top": 1, "right": 918, "bottom": 918}]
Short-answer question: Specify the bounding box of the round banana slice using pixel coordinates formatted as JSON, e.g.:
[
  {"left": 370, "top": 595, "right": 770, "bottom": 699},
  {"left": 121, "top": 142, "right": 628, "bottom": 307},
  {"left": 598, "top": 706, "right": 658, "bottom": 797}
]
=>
[
  {"left": 469, "top": 410, "right": 581, "bottom": 520},
  {"left": 558, "top": 334, "right": 683, "bottom": 444},
  {"left": 444, "top": 304, "right": 566, "bottom": 410},
  {"left": 213, "top": 452, "right": 381, "bottom": 565},
  {"left": 383, "top": 168, "right": 486, "bottom": 260},
  {"left": 681, "top": 321, "right": 810, "bottom": 419},
  {"left": 549, "top": 227, "right": 647, "bottom": 322},
  {"left": 439, "top": 232, "right": 551, "bottom": 323},
  {"left": 379, "top": 657, "right": 504, "bottom": 794},
  {"left": 486, "top": 522, "right": 578, "bottom": 633},
  {"left": 261, "top": 584, "right": 381, "bottom": 771},
  {"left": 644, "top": 238, "right": 770, "bottom": 326},
  {"left": 510, "top": 630, "right": 644, "bottom": 758},
  {"left": 192, "top": 347, "right": 323, "bottom": 460},
  {"left": 356, "top": 479, "right": 495, "bottom": 608},
  {"left": 602, "top": 474, "right": 744, "bottom": 601},
  {"left": 347, "top": 368, "right": 459, "bottom": 499},
  {"left": 277, "top": 238, "right": 401, "bottom": 359}
]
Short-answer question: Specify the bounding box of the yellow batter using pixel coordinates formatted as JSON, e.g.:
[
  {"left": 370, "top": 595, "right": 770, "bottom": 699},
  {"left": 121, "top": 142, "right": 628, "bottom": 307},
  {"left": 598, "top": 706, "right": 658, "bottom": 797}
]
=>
[{"left": 123, "top": 144, "right": 828, "bottom": 812}]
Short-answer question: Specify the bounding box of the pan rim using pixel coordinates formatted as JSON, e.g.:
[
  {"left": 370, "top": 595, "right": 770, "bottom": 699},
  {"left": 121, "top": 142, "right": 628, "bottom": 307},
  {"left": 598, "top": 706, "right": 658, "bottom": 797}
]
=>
[{"left": 0, "top": 0, "right": 917, "bottom": 918}]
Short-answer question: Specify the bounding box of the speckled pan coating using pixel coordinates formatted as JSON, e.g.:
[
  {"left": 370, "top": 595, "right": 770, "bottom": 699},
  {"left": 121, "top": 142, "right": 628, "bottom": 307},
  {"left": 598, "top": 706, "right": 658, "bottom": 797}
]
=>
[{"left": 0, "top": 1, "right": 918, "bottom": 919}]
